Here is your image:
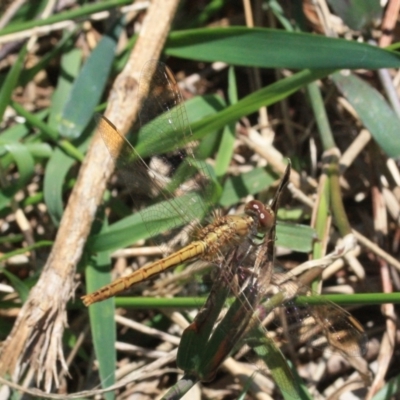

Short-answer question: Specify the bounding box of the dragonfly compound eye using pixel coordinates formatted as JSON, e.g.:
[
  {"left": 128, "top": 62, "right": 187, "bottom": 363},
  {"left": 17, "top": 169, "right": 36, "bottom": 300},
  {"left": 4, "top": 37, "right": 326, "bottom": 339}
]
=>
[{"left": 244, "top": 200, "right": 275, "bottom": 233}]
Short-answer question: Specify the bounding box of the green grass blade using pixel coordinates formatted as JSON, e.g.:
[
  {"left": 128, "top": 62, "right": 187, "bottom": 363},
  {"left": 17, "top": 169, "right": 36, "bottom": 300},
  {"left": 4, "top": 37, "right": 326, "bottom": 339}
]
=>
[
  {"left": 296, "top": 292, "right": 400, "bottom": 306},
  {"left": 0, "top": 0, "right": 132, "bottom": 37},
  {"left": 112, "top": 291, "right": 400, "bottom": 309},
  {"left": 214, "top": 66, "right": 237, "bottom": 178},
  {"left": 44, "top": 148, "right": 73, "bottom": 226},
  {"left": 332, "top": 71, "right": 400, "bottom": 158},
  {"left": 328, "top": 0, "right": 383, "bottom": 31},
  {"left": 135, "top": 94, "right": 225, "bottom": 159},
  {"left": 60, "top": 17, "right": 123, "bottom": 138},
  {"left": 8, "top": 0, "right": 47, "bottom": 24},
  {"left": 3, "top": 142, "right": 34, "bottom": 187},
  {"left": 136, "top": 68, "right": 334, "bottom": 158},
  {"left": 48, "top": 41, "right": 82, "bottom": 128},
  {"left": 0, "top": 114, "right": 34, "bottom": 141},
  {"left": 192, "top": 68, "right": 335, "bottom": 141},
  {"left": 85, "top": 253, "right": 116, "bottom": 400},
  {"left": 44, "top": 46, "right": 83, "bottom": 225},
  {"left": 0, "top": 43, "right": 27, "bottom": 121},
  {"left": 25, "top": 143, "right": 52, "bottom": 159},
  {"left": 306, "top": 81, "right": 335, "bottom": 151},
  {"left": 166, "top": 27, "right": 400, "bottom": 69},
  {"left": 20, "top": 29, "right": 76, "bottom": 87},
  {"left": 10, "top": 101, "right": 84, "bottom": 161},
  {"left": 0, "top": 269, "right": 30, "bottom": 303},
  {"left": 372, "top": 374, "right": 400, "bottom": 399},
  {"left": 87, "top": 191, "right": 207, "bottom": 253},
  {"left": 161, "top": 374, "right": 198, "bottom": 400},
  {"left": 0, "top": 141, "right": 35, "bottom": 206},
  {"left": 177, "top": 280, "right": 229, "bottom": 377},
  {"left": 276, "top": 222, "right": 315, "bottom": 253},
  {"left": 248, "top": 325, "right": 301, "bottom": 399},
  {"left": 219, "top": 167, "right": 276, "bottom": 206}
]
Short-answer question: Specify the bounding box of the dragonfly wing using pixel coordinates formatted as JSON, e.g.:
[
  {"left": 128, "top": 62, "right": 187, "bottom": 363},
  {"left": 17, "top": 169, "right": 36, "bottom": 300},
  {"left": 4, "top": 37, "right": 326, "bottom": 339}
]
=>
[
  {"left": 97, "top": 61, "right": 216, "bottom": 253},
  {"left": 139, "top": 61, "right": 215, "bottom": 245},
  {"left": 265, "top": 274, "right": 368, "bottom": 359},
  {"left": 138, "top": 60, "right": 191, "bottom": 156}
]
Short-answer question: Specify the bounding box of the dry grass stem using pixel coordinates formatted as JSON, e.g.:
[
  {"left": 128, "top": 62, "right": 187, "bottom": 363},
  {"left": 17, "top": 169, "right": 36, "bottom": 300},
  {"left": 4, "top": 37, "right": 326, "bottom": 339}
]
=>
[
  {"left": 0, "top": 3, "right": 150, "bottom": 45},
  {"left": 0, "top": 0, "right": 180, "bottom": 392},
  {"left": 115, "top": 314, "right": 181, "bottom": 346}
]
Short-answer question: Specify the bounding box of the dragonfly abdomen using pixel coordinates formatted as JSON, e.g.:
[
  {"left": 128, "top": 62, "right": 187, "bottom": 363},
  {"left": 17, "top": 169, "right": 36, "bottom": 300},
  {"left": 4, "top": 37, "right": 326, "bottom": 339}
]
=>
[{"left": 81, "top": 241, "right": 207, "bottom": 306}]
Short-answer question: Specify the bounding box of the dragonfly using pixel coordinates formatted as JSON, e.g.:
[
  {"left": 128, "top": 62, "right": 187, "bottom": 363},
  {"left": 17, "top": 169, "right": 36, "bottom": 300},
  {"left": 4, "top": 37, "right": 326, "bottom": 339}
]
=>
[
  {"left": 174, "top": 165, "right": 293, "bottom": 389},
  {"left": 81, "top": 60, "right": 275, "bottom": 307},
  {"left": 81, "top": 61, "right": 368, "bottom": 395},
  {"left": 172, "top": 166, "right": 368, "bottom": 398}
]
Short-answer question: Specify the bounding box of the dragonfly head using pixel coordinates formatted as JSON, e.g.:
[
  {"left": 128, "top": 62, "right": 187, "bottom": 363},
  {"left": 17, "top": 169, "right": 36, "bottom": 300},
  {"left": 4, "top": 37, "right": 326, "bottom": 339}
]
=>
[{"left": 244, "top": 200, "right": 275, "bottom": 234}]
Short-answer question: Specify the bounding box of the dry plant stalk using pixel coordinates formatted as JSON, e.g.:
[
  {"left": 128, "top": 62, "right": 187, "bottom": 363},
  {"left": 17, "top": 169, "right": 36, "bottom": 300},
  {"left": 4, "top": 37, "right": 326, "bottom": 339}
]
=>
[{"left": 0, "top": 0, "right": 180, "bottom": 392}]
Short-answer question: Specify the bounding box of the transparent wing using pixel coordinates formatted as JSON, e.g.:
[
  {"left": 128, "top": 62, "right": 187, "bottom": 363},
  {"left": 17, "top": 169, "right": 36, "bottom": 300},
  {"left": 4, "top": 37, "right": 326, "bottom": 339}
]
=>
[
  {"left": 98, "top": 61, "right": 215, "bottom": 251},
  {"left": 266, "top": 272, "right": 368, "bottom": 359}
]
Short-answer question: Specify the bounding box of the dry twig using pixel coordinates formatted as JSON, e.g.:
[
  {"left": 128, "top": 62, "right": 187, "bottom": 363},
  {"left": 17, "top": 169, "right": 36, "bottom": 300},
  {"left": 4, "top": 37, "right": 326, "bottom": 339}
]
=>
[{"left": 0, "top": 0, "right": 180, "bottom": 392}]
